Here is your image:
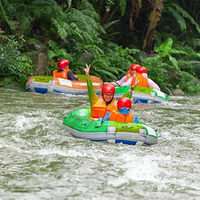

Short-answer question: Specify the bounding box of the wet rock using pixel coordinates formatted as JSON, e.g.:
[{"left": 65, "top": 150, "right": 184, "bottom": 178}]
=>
[
  {"left": 173, "top": 88, "right": 184, "bottom": 96},
  {"left": 34, "top": 52, "right": 48, "bottom": 75},
  {"left": 162, "top": 86, "right": 172, "bottom": 95},
  {"left": 133, "top": 51, "right": 147, "bottom": 64},
  {"left": 29, "top": 43, "right": 48, "bottom": 75}
]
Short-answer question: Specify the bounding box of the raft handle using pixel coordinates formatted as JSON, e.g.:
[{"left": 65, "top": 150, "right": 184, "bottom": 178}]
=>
[
  {"left": 94, "top": 121, "right": 103, "bottom": 128},
  {"left": 122, "top": 125, "right": 133, "bottom": 129}
]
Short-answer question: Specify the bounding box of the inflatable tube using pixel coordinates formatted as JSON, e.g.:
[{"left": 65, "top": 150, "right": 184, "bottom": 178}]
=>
[
  {"left": 63, "top": 108, "right": 158, "bottom": 146},
  {"left": 115, "top": 86, "right": 168, "bottom": 104},
  {"left": 148, "top": 78, "right": 160, "bottom": 91},
  {"left": 26, "top": 75, "right": 103, "bottom": 95},
  {"left": 141, "top": 73, "right": 160, "bottom": 91}
]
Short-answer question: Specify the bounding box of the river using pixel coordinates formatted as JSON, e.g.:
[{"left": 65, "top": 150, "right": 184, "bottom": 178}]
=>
[{"left": 0, "top": 88, "right": 200, "bottom": 200}]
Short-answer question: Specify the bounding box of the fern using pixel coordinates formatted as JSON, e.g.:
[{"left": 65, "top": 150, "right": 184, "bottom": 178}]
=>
[
  {"left": 94, "top": 68, "right": 118, "bottom": 81},
  {"left": 0, "top": 36, "right": 34, "bottom": 86},
  {"left": 77, "top": 2, "right": 100, "bottom": 22},
  {"left": 166, "top": 6, "right": 187, "bottom": 31},
  {"left": 82, "top": 44, "right": 104, "bottom": 57},
  {"left": 191, "top": 38, "right": 200, "bottom": 48},
  {"left": 166, "top": 3, "right": 200, "bottom": 34},
  {"left": 179, "top": 71, "right": 200, "bottom": 94},
  {"left": 0, "top": 0, "right": 15, "bottom": 31},
  {"left": 51, "top": 19, "right": 69, "bottom": 41}
]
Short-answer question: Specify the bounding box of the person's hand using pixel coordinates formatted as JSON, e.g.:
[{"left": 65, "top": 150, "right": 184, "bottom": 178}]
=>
[
  {"left": 135, "top": 77, "right": 139, "bottom": 85},
  {"left": 103, "top": 82, "right": 110, "bottom": 84},
  {"left": 84, "top": 64, "right": 91, "bottom": 77},
  {"left": 131, "top": 77, "right": 139, "bottom": 90}
]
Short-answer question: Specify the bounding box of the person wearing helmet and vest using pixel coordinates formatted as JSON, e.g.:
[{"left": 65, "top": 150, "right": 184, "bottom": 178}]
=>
[
  {"left": 110, "top": 64, "right": 148, "bottom": 88},
  {"left": 99, "top": 97, "right": 140, "bottom": 123},
  {"left": 136, "top": 66, "right": 161, "bottom": 91},
  {"left": 53, "top": 59, "right": 78, "bottom": 80},
  {"left": 123, "top": 64, "right": 149, "bottom": 88},
  {"left": 84, "top": 64, "right": 137, "bottom": 120},
  {"left": 111, "top": 64, "right": 140, "bottom": 86},
  {"left": 84, "top": 64, "right": 118, "bottom": 119}
]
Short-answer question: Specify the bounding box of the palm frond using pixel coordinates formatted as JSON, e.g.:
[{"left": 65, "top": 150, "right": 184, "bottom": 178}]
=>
[
  {"left": 94, "top": 68, "right": 118, "bottom": 81},
  {"left": 166, "top": 6, "right": 187, "bottom": 31},
  {"left": 171, "top": 3, "right": 200, "bottom": 34}
]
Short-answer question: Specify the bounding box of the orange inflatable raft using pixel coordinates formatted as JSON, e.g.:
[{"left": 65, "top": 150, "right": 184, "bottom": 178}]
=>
[{"left": 26, "top": 75, "right": 103, "bottom": 94}]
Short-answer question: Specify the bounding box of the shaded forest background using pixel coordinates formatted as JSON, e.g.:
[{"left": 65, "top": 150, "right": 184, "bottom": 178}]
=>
[{"left": 0, "top": 0, "right": 200, "bottom": 94}]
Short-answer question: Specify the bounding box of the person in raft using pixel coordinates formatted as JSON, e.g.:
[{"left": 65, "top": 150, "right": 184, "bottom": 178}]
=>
[
  {"left": 53, "top": 59, "right": 79, "bottom": 81},
  {"left": 111, "top": 64, "right": 160, "bottom": 91},
  {"left": 98, "top": 97, "right": 140, "bottom": 123},
  {"left": 111, "top": 64, "right": 149, "bottom": 88},
  {"left": 136, "top": 66, "right": 161, "bottom": 91},
  {"left": 84, "top": 64, "right": 137, "bottom": 120},
  {"left": 84, "top": 64, "right": 118, "bottom": 120}
]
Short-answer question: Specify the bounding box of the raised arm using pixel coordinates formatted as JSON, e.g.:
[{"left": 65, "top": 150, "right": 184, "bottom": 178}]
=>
[
  {"left": 84, "top": 64, "right": 99, "bottom": 107},
  {"left": 84, "top": 64, "right": 91, "bottom": 81},
  {"left": 130, "top": 78, "right": 139, "bottom": 92},
  {"left": 123, "top": 77, "right": 139, "bottom": 99}
]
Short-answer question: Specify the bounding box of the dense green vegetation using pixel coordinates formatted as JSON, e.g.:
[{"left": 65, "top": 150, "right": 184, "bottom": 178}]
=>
[{"left": 0, "top": 0, "right": 200, "bottom": 94}]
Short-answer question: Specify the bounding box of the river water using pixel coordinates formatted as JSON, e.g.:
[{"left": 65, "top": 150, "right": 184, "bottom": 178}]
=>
[{"left": 0, "top": 87, "right": 200, "bottom": 200}]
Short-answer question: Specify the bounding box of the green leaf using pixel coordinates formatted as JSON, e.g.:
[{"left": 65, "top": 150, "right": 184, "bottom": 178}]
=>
[
  {"left": 67, "top": 0, "right": 72, "bottom": 8},
  {"left": 154, "top": 38, "right": 173, "bottom": 56},
  {"left": 169, "top": 55, "right": 180, "bottom": 72},
  {"left": 119, "top": 0, "right": 126, "bottom": 16},
  {"left": 167, "top": 7, "right": 187, "bottom": 31},
  {"left": 138, "top": 0, "right": 142, "bottom": 7},
  {"left": 95, "top": 68, "right": 117, "bottom": 80},
  {"left": 103, "top": 20, "right": 120, "bottom": 31},
  {"left": 170, "top": 49, "right": 187, "bottom": 55},
  {"left": 171, "top": 3, "right": 200, "bottom": 34}
]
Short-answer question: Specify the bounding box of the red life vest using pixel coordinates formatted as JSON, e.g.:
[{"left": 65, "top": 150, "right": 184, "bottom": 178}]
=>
[
  {"left": 53, "top": 68, "right": 71, "bottom": 79},
  {"left": 109, "top": 110, "right": 133, "bottom": 123},
  {"left": 91, "top": 97, "right": 118, "bottom": 119}
]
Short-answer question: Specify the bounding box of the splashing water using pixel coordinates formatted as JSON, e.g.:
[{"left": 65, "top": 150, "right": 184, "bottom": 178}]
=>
[{"left": 0, "top": 88, "right": 200, "bottom": 199}]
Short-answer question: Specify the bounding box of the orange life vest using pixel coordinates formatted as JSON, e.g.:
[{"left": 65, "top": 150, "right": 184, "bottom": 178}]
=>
[
  {"left": 53, "top": 68, "right": 71, "bottom": 79},
  {"left": 91, "top": 97, "right": 118, "bottom": 119},
  {"left": 125, "top": 70, "right": 134, "bottom": 81},
  {"left": 109, "top": 110, "right": 133, "bottom": 123},
  {"left": 131, "top": 72, "right": 149, "bottom": 87}
]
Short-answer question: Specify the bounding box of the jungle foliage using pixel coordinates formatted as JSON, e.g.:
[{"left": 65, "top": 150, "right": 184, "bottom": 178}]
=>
[{"left": 0, "top": 0, "right": 200, "bottom": 94}]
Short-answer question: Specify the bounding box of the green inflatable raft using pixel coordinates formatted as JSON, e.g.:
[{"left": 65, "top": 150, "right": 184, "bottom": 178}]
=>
[
  {"left": 115, "top": 86, "right": 168, "bottom": 104},
  {"left": 63, "top": 108, "right": 158, "bottom": 145}
]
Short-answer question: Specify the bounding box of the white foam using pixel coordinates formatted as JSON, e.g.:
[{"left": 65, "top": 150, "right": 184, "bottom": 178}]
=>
[
  {"left": 15, "top": 115, "right": 29, "bottom": 130},
  {"left": 107, "top": 154, "right": 170, "bottom": 187}
]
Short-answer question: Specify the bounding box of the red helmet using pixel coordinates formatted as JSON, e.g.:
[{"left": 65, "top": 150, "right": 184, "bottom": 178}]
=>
[
  {"left": 101, "top": 84, "right": 115, "bottom": 94},
  {"left": 57, "top": 59, "right": 70, "bottom": 70},
  {"left": 117, "top": 97, "right": 132, "bottom": 109},
  {"left": 129, "top": 64, "right": 140, "bottom": 71},
  {"left": 137, "top": 66, "right": 147, "bottom": 74}
]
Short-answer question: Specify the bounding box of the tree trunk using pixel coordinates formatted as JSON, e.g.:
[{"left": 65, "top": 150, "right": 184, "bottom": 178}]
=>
[
  {"left": 142, "top": 0, "right": 163, "bottom": 54},
  {"left": 129, "top": 0, "right": 140, "bottom": 31}
]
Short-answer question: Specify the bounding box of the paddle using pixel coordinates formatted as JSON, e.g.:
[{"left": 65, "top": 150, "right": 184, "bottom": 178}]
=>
[
  {"left": 129, "top": 77, "right": 140, "bottom": 92},
  {"left": 113, "top": 74, "right": 140, "bottom": 89},
  {"left": 113, "top": 81, "right": 121, "bottom": 87}
]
